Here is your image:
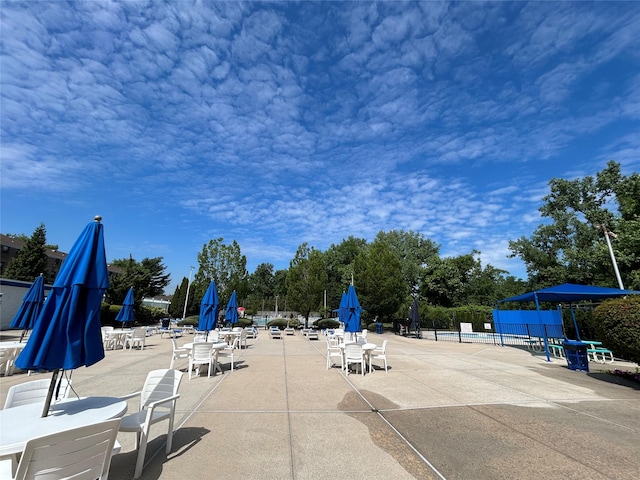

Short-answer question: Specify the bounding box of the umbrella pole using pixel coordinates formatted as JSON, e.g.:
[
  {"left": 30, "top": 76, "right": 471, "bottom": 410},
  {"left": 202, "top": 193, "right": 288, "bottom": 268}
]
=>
[{"left": 41, "top": 369, "right": 59, "bottom": 418}]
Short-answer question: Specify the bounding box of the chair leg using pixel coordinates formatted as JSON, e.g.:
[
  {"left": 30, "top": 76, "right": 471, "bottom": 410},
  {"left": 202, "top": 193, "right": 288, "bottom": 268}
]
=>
[
  {"left": 134, "top": 428, "right": 149, "bottom": 479},
  {"left": 166, "top": 408, "right": 175, "bottom": 453}
]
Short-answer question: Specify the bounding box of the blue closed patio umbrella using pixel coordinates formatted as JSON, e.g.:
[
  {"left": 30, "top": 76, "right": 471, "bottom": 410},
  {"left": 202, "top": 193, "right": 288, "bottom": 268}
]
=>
[
  {"left": 16, "top": 217, "right": 109, "bottom": 417},
  {"left": 225, "top": 290, "right": 239, "bottom": 325},
  {"left": 115, "top": 286, "right": 135, "bottom": 328},
  {"left": 409, "top": 297, "right": 420, "bottom": 337},
  {"left": 338, "top": 292, "right": 347, "bottom": 325},
  {"left": 10, "top": 274, "right": 46, "bottom": 342},
  {"left": 199, "top": 280, "right": 219, "bottom": 333},
  {"left": 343, "top": 285, "right": 362, "bottom": 341}
]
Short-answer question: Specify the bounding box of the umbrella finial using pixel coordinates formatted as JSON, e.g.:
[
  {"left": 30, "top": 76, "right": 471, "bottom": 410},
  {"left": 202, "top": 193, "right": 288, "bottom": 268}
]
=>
[{"left": 94, "top": 215, "right": 102, "bottom": 222}]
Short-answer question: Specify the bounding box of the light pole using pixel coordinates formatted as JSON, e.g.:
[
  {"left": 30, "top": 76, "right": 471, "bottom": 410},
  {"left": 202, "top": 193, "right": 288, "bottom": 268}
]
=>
[
  {"left": 182, "top": 266, "right": 194, "bottom": 320},
  {"left": 275, "top": 295, "right": 279, "bottom": 318},
  {"left": 595, "top": 224, "right": 625, "bottom": 290}
]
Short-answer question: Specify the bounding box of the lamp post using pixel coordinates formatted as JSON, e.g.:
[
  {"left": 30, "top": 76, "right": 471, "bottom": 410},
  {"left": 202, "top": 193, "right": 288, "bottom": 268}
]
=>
[
  {"left": 275, "top": 295, "right": 279, "bottom": 318},
  {"left": 595, "top": 224, "right": 624, "bottom": 290},
  {"left": 182, "top": 266, "right": 194, "bottom": 320}
]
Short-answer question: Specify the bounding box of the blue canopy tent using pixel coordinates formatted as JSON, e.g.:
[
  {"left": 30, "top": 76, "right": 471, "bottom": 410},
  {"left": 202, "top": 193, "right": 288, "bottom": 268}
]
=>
[
  {"left": 497, "top": 283, "right": 640, "bottom": 362},
  {"left": 199, "top": 280, "right": 219, "bottom": 335},
  {"left": 115, "top": 286, "right": 135, "bottom": 328}
]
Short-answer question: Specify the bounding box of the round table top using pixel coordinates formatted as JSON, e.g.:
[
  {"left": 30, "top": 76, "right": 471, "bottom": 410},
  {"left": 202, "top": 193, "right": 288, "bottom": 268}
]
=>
[
  {"left": 183, "top": 342, "right": 228, "bottom": 350},
  {"left": 339, "top": 342, "right": 377, "bottom": 350},
  {"left": 0, "top": 396, "right": 127, "bottom": 457},
  {"left": 0, "top": 341, "right": 27, "bottom": 349}
]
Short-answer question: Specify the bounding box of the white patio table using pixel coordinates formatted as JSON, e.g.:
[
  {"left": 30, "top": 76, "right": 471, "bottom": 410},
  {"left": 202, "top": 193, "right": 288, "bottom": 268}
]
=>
[{"left": 0, "top": 396, "right": 127, "bottom": 464}]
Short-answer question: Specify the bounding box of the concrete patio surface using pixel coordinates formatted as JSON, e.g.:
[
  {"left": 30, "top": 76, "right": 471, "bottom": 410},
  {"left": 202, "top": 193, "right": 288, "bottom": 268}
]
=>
[{"left": 1, "top": 329, "right": 638, "bottom": 480}]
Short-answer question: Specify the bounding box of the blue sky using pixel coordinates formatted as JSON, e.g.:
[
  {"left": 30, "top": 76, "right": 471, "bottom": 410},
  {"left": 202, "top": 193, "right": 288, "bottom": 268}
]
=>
[{"left": 2, "top": 1, "right": 639, "bottom": 294}]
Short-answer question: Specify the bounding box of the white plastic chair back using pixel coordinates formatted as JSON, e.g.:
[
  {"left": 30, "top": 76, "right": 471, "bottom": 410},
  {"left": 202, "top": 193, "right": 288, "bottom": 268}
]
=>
[
  {"left": 344, "top": 344, "right": 364, "bottom": 376},
  {"left": 140, "top": 369, "right": 183, "bottom": 409},
  {"left": 13, "top": 418, "right": 120, "bottom": 480},
  {"left": 4, "top": 378, "right": 72, "bottom": 409}
]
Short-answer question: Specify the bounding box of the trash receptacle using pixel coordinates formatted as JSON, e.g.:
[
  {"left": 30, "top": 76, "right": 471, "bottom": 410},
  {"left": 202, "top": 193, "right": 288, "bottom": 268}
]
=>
[
  {"left": 562, "top": 340, "right": 589, "bottom": 372},
  {"left": 376, "top": 322, "right": 383, "bottom": 334}
]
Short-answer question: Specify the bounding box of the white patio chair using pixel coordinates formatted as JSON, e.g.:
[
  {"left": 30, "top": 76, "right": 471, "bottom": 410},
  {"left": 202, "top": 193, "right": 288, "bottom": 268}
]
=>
[
  {"left": 118, "top": 369, "right": 183, "bottom": 479},
  {"left": 125, "top": 327, "right": 147, "bottom": 350},
  {"left": 239, "top": 328, "right": 248, "bottom": 348},
  {"left": 326, "top": 336, "right": 343, "bottom": 370},
  {"left": 344, "top": 343, "right": 365, "bottom": 376},
  {"left": 169, "top": 337, "right": 190, "bottom": 369},
  {"left": 0, "top": 347, "right": 20, "bottom": 377},
  {"left": 10, "top": 417, "right": 121, "bottom": 480},
  {"left": 218, "top": 337, "right": 238, "bottom": 371},
  {"left": 371, "top": 340, "right": 388, "bottom": 372},
  {"left": 4, "top": 378, "right": 72, "bottom": 409},
  {"left": 207, "top": 330, "right": 219, "bottom": 342},
  {"left": 188, "top": 342, "right": 215, "bottom": 379}
]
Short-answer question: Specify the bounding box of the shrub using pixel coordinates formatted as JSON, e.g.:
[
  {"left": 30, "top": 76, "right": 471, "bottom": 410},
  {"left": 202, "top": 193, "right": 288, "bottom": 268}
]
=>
[
  {"left": 267, "top": 318, "right": 300, "bottom": 329},
  {"left": 314, "top": 318, "right": 340, "bottom": 329},
  {"left": 592, "top": 296, "right": 640, "bottom": 364},
  {"left": 177, "top": 315, "right": 199, "bottom": 327}
]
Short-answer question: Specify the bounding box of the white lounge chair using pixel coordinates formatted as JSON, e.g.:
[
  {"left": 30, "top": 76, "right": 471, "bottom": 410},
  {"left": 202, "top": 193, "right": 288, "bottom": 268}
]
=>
[{"left": 269, "top": 327, "right": 282, "bottom": 339}]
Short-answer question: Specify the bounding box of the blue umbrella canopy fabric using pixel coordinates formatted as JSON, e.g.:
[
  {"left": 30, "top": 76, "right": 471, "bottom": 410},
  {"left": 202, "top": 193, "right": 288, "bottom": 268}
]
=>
[
  {"left": 225, "top": 290, "right": 239, "bottom": 325},
  {"left": 16, "top": 218, "right": 109, "bottom": 372},
  {"left": 199, "top": 281, "right": 219, "bottom": 331},
  {"left": 409, "top": 297, "right": 420, "bottom": 331},
  {"left": 10, "top": 274, "right": 45, "bottom": 331},
  {"left": 115, "top": 287, "right": 135, "bottom": 324},
  {"left": 338, "top": 292, "right": 347, "bottom": 324},
  {"left": 343, "top": 285, "right": 362, "bottom": 333}
]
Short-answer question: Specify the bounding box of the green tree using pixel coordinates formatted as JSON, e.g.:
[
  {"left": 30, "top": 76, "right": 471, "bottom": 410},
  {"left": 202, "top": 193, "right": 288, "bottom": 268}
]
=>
[
  {"left": 3, "top": 223, "right": 49, "bottom": 282},
  {"left": 509, "top": 161, "right": 640, "bottom": 290},
  {"left": 246, "top": 263, "right": 275, "bottom": 312},
  {"left": 354, "top": 240, "right": 405, "bottom": 321},
  {"left": 324, "top": 236, "right": 367, "bottom": 313},
  {"left": 169, "top": 277, "right": 193, "bottom": 318},
  {"left": 375, "top": 230, "right": 440, "bottom": 296},
  {"left": 286, "top": 243, "right": 327, "bottom": 327},
  {"left": 420, "top": 253, "right": 477, "bottom": 307},
  {"left": 273, "top": 269, "right": 288, "bottom": 312},
  {"left": 105, "top": 255, "right": 170, "bottom": 306},
  {"left": 195, "top": 238, "right": 249, "bottom": 306}
]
